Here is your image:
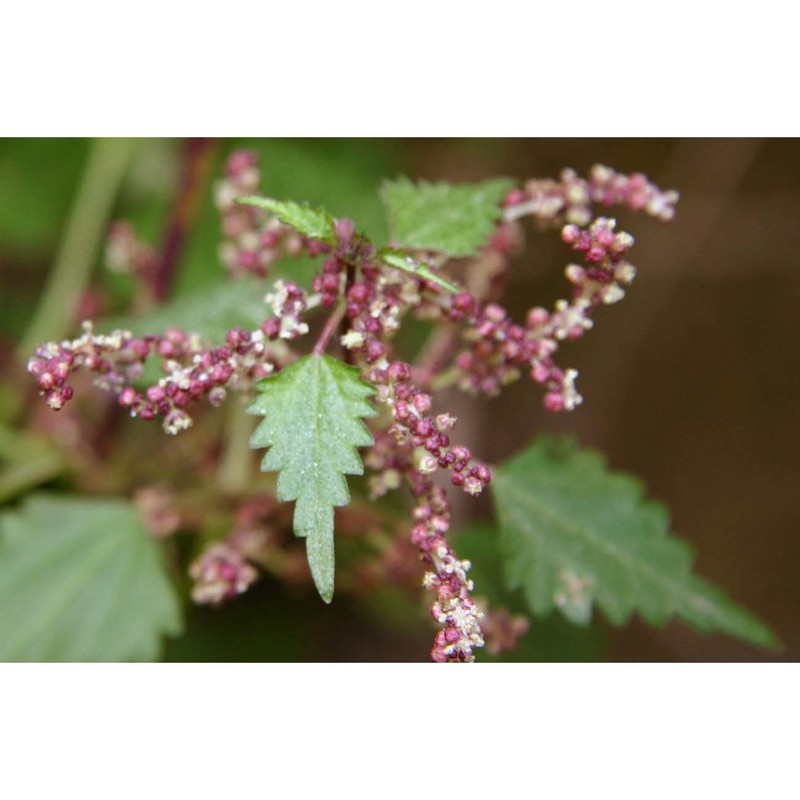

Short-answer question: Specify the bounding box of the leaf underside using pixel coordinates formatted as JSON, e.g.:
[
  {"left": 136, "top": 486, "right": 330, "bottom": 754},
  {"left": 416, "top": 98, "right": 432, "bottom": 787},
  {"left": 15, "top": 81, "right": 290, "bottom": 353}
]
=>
[
  {"left": 0, "top": 495, "right": 182, "bottom": 661},
  {"left": 380, "top": 176, "right": 514, "bottom": 258},
  {"left": 491, "top": 436, "right": 780, "bottom": 650},
  {"left": 247, "top": 354, "right": 376, "bottom": 602}
]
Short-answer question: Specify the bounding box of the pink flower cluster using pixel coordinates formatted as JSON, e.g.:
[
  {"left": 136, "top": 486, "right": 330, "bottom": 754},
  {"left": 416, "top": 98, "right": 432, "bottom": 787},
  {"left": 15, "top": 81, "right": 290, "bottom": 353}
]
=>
[
  {"left": 445, "top": 214, "right": 640, "bottom": 411},
  {"left": 189, "top": 541, "right": 259, "bottom": 606},
  {"left": 27, "top": 319, "right": 283, "bottom": 434},
  {"left": 504, "top": 163, "right": 679, "bottom": 227},
  {"left": 367, "top": 360, "right": 492, "bottom": 496},
  {"left": 409, "top": 471, "right": 484, "bottom": 662}
]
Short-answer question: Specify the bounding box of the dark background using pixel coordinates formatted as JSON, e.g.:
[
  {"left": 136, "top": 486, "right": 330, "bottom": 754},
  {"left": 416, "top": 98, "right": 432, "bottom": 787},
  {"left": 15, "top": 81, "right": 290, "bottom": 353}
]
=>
[{"left": 1, "top": 138, "right": 797, "bottom": 661}]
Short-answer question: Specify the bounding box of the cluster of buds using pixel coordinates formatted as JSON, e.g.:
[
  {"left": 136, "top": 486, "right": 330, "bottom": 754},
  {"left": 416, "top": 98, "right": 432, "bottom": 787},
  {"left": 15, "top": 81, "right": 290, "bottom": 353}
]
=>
[
  {"left": 189, "top": 541, "right": 259, "bottom": 606},
  {"left": 445, "top": 213, "right": 639, "bottom": 411},
  {"left": 408, "top": 471, "right": 484, "bottom": 662},
  {"left": 310, "top": 219, "right": 381, "bottom": 307},
  {"left": 260, "top": 280, "right": 310, "bottom": 340},
  {"left": 504, "top": 163, "right": 679, "bottom": 227},
  {"left": 335, "top": 256, "right": 492, "bottom": 659},
  {"left": 363, "top": 428, "right": 413, "bottom": 499},
  {"left": 215, "top": 151, "right": 311, "bottom": 277},
  {"left": 27, "top": 319, "right": 283, "bottom": 434},
  {"left": 366, "top": 359, "right": 492, "bottom": 497}
]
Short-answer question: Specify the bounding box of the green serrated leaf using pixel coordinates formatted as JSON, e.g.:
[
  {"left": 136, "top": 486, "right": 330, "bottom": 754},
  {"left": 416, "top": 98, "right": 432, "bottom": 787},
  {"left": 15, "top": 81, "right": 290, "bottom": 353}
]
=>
[
  {"left": 0, "top": 494, "right": 182, "bottom": 661},
  {"left": 491, "top": 436, "right": 780, "bottom": 650},
  {"left": 235, "top": 196, "right": 337, "bottom": 243},
  {"left": 247, "top": 354, "right": 377, "bottom": 602},
  {"left": 378, "top": 248, "right": 460, "bottom": 294},
  {"left": 380, "top": 176, "right": 514, "bottom": 258}
]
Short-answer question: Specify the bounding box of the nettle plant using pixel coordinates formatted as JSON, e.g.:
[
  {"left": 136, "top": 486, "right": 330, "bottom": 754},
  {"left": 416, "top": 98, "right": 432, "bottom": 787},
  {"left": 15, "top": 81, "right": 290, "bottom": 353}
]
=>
[{"left": 14, "top": 152, "right": 778, "bottom": 662}]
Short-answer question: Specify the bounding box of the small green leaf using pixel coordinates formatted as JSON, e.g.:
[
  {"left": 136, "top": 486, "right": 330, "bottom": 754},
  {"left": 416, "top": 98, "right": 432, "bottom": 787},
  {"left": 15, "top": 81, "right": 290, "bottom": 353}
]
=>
[
  {"left": 378, "top": 248, "right": 460, "bottom": 295},
  {"left": 491, "top": 436, "right": 780, "bottom": 650},
  {"left": 0, "top": 494, "right": 182, "bottom": 661},
  {"left": 380, "top": 176, "right": 514, "bottom": 258},
  {"left": 247, "top": 354, "right": 377, "bottom": 602},
  {"left": 235, "top": 196, "right": 337, "bottom": 243}
]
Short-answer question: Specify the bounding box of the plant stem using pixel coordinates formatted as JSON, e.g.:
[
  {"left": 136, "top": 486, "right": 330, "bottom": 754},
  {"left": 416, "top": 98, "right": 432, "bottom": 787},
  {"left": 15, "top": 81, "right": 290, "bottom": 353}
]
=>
[
  {"left": 152, "top": 138, "right": 218, "bottom": 302},
  {"left": 312, "top": 303, "right": 346, "bottom": 356},
  {"left": 429, "top": 366, "right": 462, "bottom": 392},
  {"left": 413, "top": 321, "right": 461, "bottom": 388},
  {"left": 18, "top": 138, "right": 136, "bottom": 360},
  {"left": 217, "top": 397, "right": 256, "bottom": 495}
]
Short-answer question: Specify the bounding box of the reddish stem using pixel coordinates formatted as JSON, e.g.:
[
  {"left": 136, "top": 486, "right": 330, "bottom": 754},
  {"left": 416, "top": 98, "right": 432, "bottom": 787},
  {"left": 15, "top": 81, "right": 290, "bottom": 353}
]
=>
[
  {"left": 152, "top": 138, "right": 218, "bottom": 302},
  {"left": 312, "top": 304, "right": 346, "bottom": 356}
]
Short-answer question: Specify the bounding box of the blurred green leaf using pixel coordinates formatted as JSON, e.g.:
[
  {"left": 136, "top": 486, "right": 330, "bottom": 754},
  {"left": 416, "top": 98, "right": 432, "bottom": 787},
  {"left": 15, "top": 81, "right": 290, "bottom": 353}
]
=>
[
  {"left": 0, "top": 494, "right": 182, "bottom": 661},
  {"left": 104, "top": 276, "right": 274, "bottom": 342},
  {"left": 380, "top": 176, "right": 513, "bottom": 257},
  {"left": 0, "top": 426, "right": 64, "bottom": 505},
  {"left": 491, "top": 435, "right": 780, "bottom": 650}
]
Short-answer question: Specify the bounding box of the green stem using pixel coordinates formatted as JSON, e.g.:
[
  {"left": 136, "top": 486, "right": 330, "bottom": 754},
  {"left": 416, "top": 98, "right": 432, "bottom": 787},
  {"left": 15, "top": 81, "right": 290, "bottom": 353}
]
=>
[
  {"left": 18, "top": 138, "right": 136, "bottom": 360},
  {"left": 218, "top": 397, "right": 256, "bottom": 494},
  {"left": 429, "top": 366, "right": 462, "bottom": 392}
]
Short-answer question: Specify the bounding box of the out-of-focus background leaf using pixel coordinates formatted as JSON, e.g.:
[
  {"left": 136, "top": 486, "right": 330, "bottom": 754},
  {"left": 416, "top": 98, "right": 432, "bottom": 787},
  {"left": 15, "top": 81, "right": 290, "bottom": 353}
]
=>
[{"left": 0, "top": 494, "right": 181, "bottom": 661}]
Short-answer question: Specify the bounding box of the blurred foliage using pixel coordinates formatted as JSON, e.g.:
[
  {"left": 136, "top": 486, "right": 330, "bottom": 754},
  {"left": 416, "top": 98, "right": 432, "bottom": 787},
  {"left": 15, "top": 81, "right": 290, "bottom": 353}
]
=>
[
  {"left": 0, "top": 138, "right": 89, "bottom": 255},
  {"left": 0, "top": 138, "right": 394, "bottom": 340},
  {"left": 492, "top": 435, "right": 779, "bottom": 650},
  {"left": 104, "top": 276, "right": 276, "bottom": 342},
  {"left": 0, "top": 494, "right": 181, "bottom": 661},
  {"left": 0, "top": 137, "right": 431, "bottom": 663}
]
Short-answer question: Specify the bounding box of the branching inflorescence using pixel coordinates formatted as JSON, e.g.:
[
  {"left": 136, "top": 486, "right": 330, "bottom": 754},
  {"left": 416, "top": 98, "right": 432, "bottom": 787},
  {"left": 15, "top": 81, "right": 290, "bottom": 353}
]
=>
[{"left": 28, "top": 151, "right": 678, "bottom": 662}]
